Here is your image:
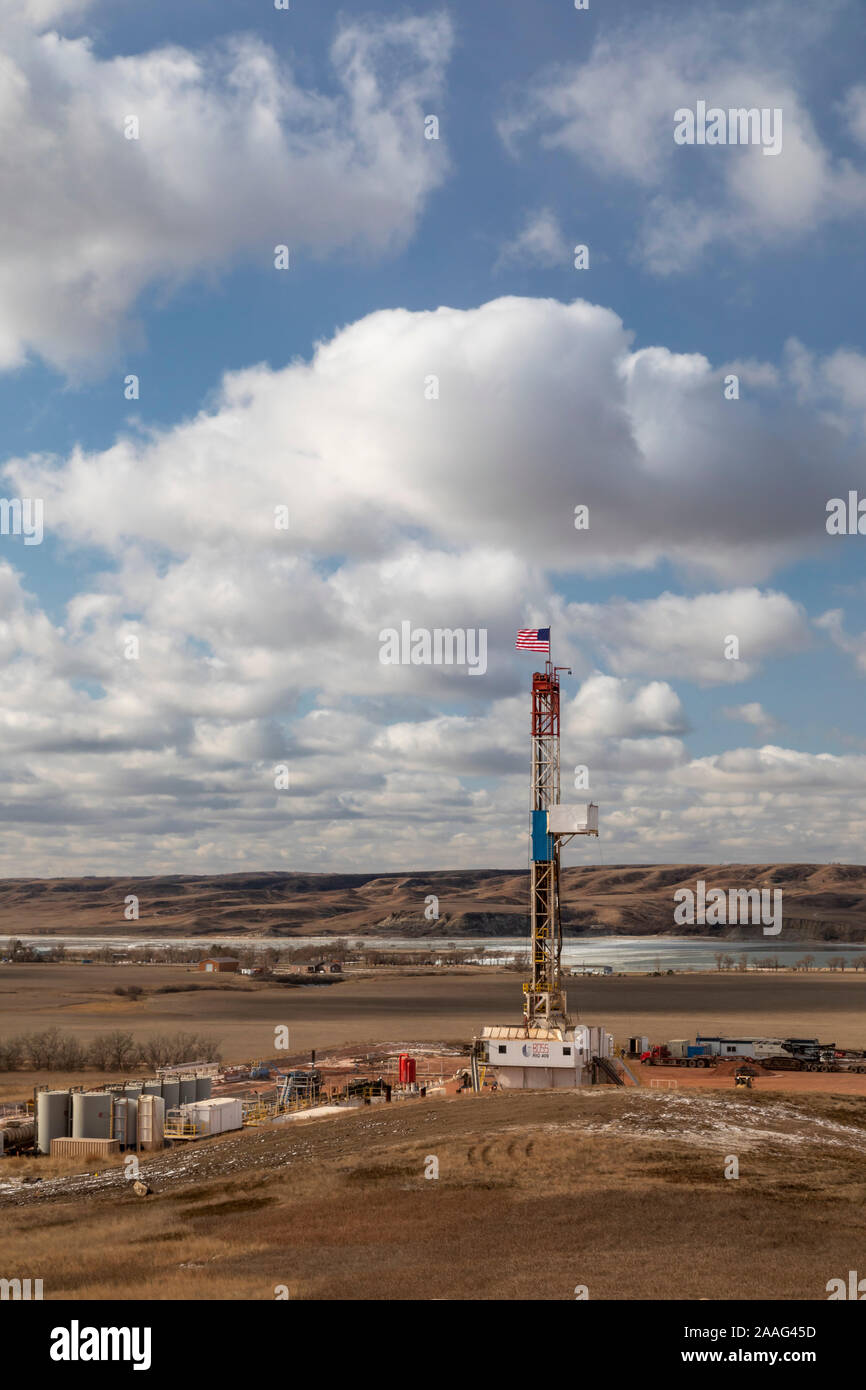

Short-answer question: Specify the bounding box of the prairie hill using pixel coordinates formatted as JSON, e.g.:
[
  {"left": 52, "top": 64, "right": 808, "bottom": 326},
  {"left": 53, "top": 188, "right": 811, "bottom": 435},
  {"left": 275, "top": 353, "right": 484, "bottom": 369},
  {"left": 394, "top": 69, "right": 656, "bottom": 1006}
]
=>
[{"left": 1, "top": 863, "right": 865, "bottom": 941}]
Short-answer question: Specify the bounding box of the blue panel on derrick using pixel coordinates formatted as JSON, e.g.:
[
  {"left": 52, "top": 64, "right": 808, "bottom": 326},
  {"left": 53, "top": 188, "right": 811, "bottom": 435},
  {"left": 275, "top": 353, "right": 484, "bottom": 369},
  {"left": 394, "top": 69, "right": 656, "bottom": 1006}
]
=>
[{"left": 531, "top": 810, "right": 553, "bottom": 861}]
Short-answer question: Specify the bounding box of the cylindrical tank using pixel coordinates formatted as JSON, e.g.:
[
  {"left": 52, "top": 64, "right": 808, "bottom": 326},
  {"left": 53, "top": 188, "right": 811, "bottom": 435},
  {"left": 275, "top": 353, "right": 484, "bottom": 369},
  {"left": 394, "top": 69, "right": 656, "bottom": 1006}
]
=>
[
  {"left": 195, "top": 1076, "right": 212, "bottom": 1101},
  {"left": 124, "top": 1083, "right": 143, "bottom": 1097},
  {"left": 138, "top": 1094, "right": 165, "bottom": 1150},
  {"left": 72, "top": 1092, "right": 113, "bottom": 1139},
  {"left": 0, "top": 1118, "right": 36, "bottom": 1153},
  {"left": 36, "top": 1090, "right": 71, "bottom": 1154},
  {"left": 178, "top": 1077, "right": 196, "bottom": 1106},
  {"left": 113, "top": 1097, "right": 138, "bottom": 1148},
  {"left": 161, "top": 1079, "right": 180, "bottom": 1109},
  {"left": 405, "top": 1057, "right": 416, "bottom": 1085},
  {"left": 398, "top": 1054, "right": 407, "bottom": 1084},
  {"left": 142, "top": 1080, "right": 161, "bottom": 1097}
]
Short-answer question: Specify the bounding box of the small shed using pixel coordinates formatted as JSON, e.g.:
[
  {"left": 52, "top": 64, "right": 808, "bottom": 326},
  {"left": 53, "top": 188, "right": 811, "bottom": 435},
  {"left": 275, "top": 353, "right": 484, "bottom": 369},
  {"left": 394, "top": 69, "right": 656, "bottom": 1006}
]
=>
[{"left": 198, "top": 957, "right": 239, "bottom": 974}]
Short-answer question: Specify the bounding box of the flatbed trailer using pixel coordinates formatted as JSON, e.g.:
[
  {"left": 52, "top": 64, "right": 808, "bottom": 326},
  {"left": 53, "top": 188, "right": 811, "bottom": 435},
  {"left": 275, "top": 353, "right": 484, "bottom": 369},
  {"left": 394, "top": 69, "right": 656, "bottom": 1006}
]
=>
[
  {"left": 641, "top": 1051, "right": 717, "bottom": 1069},
  {"left": 765, "top": 1054, "right": 866, "bottom": 1073}
]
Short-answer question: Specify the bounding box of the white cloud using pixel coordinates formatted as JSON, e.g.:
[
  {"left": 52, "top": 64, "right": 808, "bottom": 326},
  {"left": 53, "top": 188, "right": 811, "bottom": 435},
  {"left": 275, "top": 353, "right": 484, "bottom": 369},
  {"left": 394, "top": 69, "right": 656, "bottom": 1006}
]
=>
[
  {"left": 495, "top": 208, "right": 571, "bottom": 270},
  {"left": 0, "top": 9, "right": 452, "bottom": 369},
  {"left": 500, "top": 3, "right": 866, "bottom": 273},
  {"left": 815, "top": 609, "right": 866, "bottom": 673},
  {"left": 566, "top": 674, "right": 687, "bottom": 738},
  {"left": 0, "top": 292, "right": 863, "bottom": 870},
  {"left": 8, "top": 295, "right": 856, "bottom": 584},
  {"left": 566, "top": 590, "right": 811, "bottom": 685},
  {"left": 722, "top": 701, "right": 780, "bottom": 733}
]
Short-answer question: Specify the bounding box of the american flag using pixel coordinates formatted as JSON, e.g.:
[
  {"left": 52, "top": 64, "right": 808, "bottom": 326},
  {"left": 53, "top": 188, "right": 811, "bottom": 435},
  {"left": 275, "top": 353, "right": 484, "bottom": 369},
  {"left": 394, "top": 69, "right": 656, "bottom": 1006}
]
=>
[{"left": 515, "top": 627, "right": 550, "bottom": 652}]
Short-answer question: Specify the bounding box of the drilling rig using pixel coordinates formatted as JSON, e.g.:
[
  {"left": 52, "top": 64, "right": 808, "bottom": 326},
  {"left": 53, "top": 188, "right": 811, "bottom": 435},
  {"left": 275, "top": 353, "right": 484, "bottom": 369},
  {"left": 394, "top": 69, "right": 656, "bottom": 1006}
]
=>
[
  {"left": 524, "top": 660, "right": 596, "bottom": 1027},
  {"left": 474, "top": 641, "right": 610, "bottom": 1090}
]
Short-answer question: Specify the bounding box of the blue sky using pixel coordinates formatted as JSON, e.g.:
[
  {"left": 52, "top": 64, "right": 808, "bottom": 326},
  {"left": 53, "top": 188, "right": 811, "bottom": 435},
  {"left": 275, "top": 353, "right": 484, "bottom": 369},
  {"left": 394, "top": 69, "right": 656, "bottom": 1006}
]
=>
[{"left": 1, "top": 0, "right": 865, "bottom": 873}]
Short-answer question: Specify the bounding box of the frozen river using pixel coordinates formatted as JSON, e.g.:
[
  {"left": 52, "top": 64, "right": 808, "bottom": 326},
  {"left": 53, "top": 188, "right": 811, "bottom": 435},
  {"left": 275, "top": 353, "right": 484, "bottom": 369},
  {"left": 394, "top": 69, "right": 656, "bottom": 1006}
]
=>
[{"left": 0, "top": 933, "right": 858, "bottom": 971}]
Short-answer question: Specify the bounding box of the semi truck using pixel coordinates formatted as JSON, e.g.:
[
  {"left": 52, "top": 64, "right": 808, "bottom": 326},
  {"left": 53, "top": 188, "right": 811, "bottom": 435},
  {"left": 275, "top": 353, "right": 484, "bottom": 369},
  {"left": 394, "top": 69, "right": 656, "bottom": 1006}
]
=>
[
  {"left": 641, "top": 1036, "right": 866, "bottom": 1073},
  {"left": 641, "top": 1041, "right": 717, "bottom": 1068}
]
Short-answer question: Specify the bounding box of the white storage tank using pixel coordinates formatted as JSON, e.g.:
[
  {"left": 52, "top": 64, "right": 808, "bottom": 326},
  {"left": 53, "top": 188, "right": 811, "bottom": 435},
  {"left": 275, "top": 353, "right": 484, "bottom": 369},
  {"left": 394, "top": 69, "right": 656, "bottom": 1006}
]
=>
[
  {"left": 72, "top": 1092, "right": 113, "bottom": 1139},
  {"left": 138, "top": 1094, "right": 165, "bottom": 1150},
  {"left": 36, "top": 1090, "right": 71, "bottom": 1154}
]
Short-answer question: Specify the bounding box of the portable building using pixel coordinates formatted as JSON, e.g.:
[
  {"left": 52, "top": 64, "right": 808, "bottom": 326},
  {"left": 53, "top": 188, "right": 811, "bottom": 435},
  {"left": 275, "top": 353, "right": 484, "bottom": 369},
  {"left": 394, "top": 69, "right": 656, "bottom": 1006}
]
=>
[
  {"left": 51, "top": 1137, "right": 120, "bottom": 1159},
  {"left": 179, "top": 1097, "right": 243, "bottom": 1136}
]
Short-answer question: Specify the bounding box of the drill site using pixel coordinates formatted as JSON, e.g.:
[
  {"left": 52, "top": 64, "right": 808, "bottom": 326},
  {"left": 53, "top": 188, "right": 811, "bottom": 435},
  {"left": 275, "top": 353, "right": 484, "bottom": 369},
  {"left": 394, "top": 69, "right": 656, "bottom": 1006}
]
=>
[{"left": 1, "top": 654, "right": 864, "bottom": 1308}]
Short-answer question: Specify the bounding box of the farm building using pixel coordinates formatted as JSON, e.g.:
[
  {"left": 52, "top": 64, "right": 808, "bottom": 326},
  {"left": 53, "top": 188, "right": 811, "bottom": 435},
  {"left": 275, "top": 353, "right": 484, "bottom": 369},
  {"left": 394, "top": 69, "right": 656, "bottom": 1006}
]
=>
[{"left": 197, "top": 956, "right": 239, "bottom": 973}]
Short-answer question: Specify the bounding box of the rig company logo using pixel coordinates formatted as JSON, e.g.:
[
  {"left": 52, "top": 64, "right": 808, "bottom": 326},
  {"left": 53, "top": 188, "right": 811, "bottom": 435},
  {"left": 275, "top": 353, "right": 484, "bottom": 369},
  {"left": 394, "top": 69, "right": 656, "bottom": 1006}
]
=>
[{"left": 49, "top": 1321, "right": 152, "bottom": 1371}]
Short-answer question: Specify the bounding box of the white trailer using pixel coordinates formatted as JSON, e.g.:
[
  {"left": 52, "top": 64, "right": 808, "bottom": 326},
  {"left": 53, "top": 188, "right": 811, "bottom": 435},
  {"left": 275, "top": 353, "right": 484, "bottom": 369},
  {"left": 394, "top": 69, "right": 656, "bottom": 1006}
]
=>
[{"left": 697, "top": 1036, "right": 784, "bottom": 1059}]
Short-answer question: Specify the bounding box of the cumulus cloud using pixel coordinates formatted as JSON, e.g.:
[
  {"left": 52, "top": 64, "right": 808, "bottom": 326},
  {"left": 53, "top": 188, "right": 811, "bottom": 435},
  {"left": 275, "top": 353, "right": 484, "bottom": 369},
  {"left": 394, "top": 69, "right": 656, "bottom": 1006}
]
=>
[
  {"left": 566, "top": 590, "right": 811, "bottom": 684},
  {"left": 500, "top": 2, "right": 866, "bottom": 273},
  {"left": 815, "top": 609, "right": 866, "bottom": 673},
  {"left": 566, "top": 674, "right": 687, "bottom": 738},
  {"left": 0, "top": 8, "right": 452, "bottom": 369},
  {"left": 0, "top": 292, "right": 862, "bottom": 870},
  {"left": 495, "top": 208, "right": 571, "bottom": 271},
  {"left": 722, "top": 701, "right": 780, "bottom": 733},
  {"left": 8, "top": 295, "right": 856, "bottom": 583}
]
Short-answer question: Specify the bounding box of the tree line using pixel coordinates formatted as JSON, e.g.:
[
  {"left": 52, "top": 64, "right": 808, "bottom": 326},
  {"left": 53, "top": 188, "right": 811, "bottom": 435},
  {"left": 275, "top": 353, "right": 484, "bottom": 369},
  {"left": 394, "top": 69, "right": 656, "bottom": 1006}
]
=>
[
  {"left": 0, "top": 1028, "right": 221, "bottom": 1072},
  {"left": 713, "top": 952, "right": 866, "bottom": 971}
]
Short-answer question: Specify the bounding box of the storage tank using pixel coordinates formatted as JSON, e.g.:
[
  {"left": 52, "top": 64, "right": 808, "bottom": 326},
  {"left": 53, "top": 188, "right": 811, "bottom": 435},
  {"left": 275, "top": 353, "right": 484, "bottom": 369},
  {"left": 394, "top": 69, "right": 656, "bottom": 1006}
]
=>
[
  {"left": 161, "top": 1079, "right": 180, "bottom": 1109},
  {"left": 142, "top": 1080, "right": 161, "bottom": 1097},
  {"left": 113, "top": 1096, "right": 138, "bottom": 1148},
  {"left": 194, "top": 1075, "right": 212, "bottom": 1101},
  {"left": 72, "top": 1092, "right": 113, "bottom": 1139},
  {"left": 138, "top": 1094, "right": 165, "bottom": 1150},
  {"left": 36, "top": 1090, "right": 71, "bottom": 1155},
  {"left": 178, "top": 1076, "right": 196, "bottom": 1106}
]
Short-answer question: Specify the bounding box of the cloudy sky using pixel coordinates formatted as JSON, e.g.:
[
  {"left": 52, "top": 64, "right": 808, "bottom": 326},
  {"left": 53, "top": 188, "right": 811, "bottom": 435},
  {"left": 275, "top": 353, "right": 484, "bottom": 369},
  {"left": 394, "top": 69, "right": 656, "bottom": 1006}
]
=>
[{"left": 1, "top": 0, "right": 865, "bottom": 875}]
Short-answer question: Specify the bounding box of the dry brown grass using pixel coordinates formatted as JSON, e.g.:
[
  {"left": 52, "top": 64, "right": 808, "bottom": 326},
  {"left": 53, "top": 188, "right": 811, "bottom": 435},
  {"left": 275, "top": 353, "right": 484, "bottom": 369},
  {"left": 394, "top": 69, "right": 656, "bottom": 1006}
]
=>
[
  {"left": 2, "top": 1151, "right": 128, "bottom": 1179},
  {"left": 2, "top": 1089, "right": 864, "bottom": 1301},
  {"left": 1, "top": 961, "right": 865, "bottom": 1078},
  {"left": 0, "top": 1070, "right": 132, "bottom": 1103}
]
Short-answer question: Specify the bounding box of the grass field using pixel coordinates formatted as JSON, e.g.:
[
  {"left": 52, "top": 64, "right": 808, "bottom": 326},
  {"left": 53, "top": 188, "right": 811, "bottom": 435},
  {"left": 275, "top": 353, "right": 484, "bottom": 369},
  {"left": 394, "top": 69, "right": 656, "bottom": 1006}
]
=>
[
  {"left": 2, "top": 1088, "right": 864, "bottom": 1300},
  {"left": 0, "top": 962, "right": 864, "bottom": 1087}
]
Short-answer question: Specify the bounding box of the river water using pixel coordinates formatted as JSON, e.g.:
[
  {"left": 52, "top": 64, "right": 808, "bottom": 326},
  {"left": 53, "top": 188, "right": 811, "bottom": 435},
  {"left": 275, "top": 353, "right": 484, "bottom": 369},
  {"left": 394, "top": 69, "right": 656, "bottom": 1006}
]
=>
[{"left": 0, "top": 934, "right": 859, "bottom": 971}]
